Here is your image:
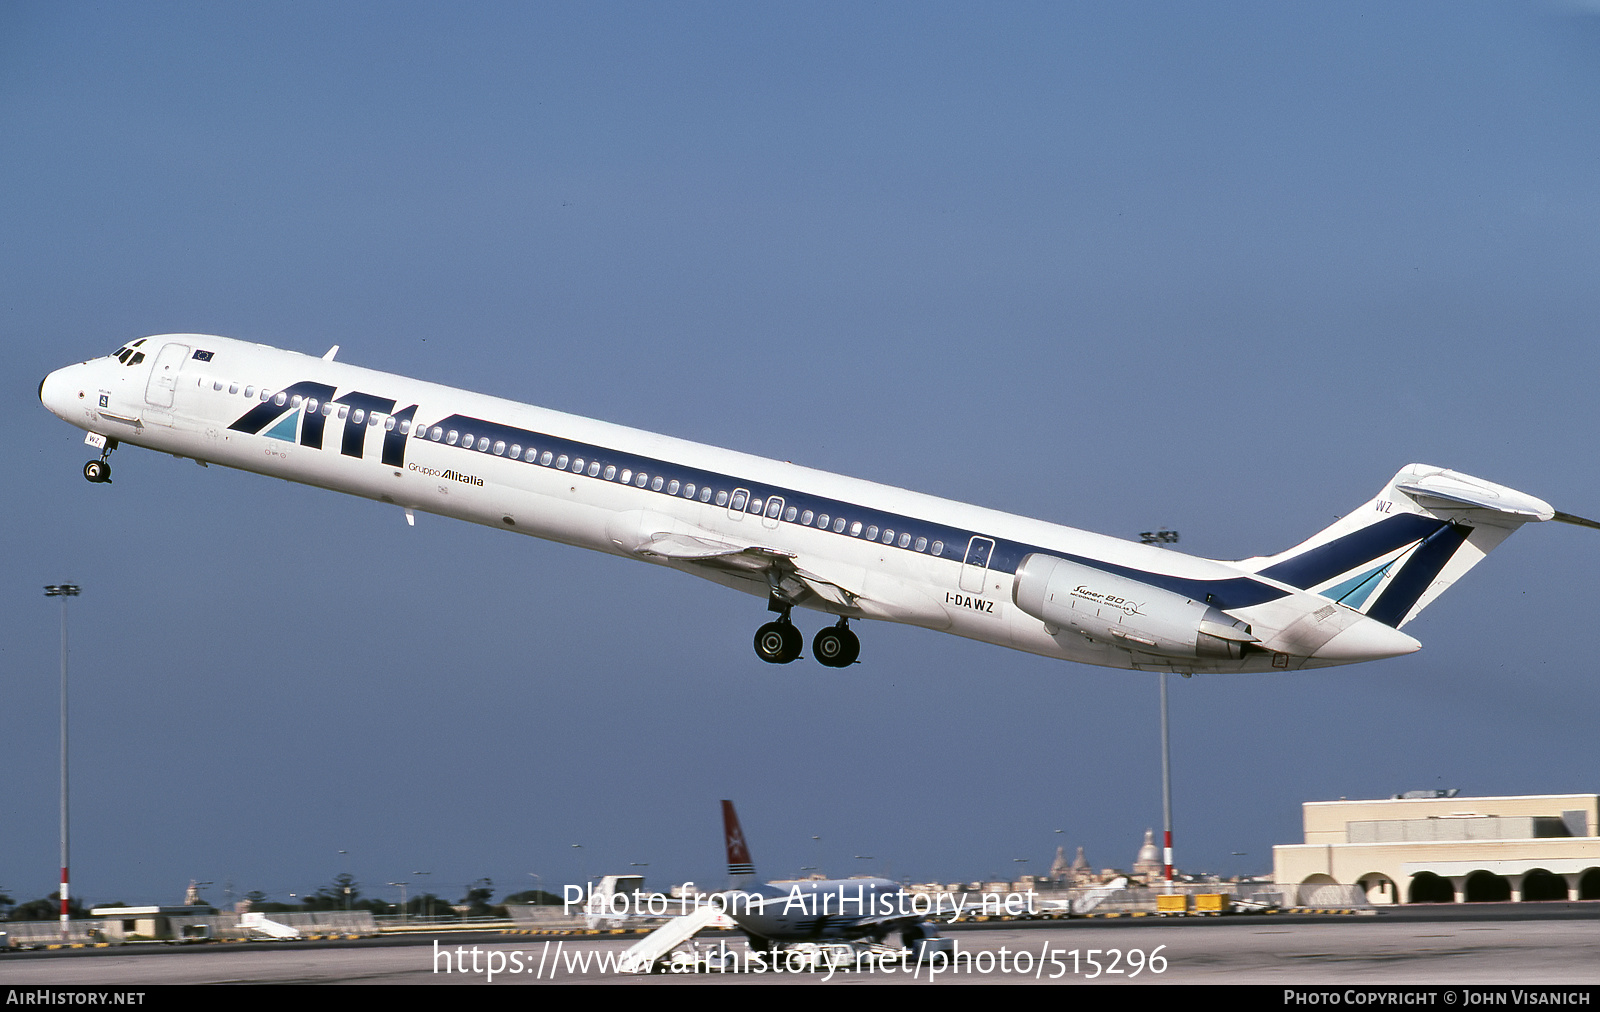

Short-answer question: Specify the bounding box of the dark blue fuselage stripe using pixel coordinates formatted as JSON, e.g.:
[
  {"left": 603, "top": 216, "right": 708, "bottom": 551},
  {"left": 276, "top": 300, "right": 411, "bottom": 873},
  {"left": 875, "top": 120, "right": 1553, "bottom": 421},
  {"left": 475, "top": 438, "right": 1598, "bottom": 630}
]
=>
[
  {"left": 421, "top": 412, "right": 1294, "bottom": 613},
  {"left": 1259, "top": 514, "right": 1446, "bottom": 590},
  {"left": 1365, "top": 523, "right": 1470, "bottom": 627}
]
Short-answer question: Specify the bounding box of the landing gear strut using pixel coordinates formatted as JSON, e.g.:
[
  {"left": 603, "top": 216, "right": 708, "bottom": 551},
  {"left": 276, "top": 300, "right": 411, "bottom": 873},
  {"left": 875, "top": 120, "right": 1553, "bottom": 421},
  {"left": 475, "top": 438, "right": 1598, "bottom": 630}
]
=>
[
  {"left": 753, "top": 595, "right": 804, "bottom": 664},
  {"left": 83, "top": 438, "right": 116, "bottom": 484},
  {"left": 811, "top": 619, "right": 860, "bottom": 668}
]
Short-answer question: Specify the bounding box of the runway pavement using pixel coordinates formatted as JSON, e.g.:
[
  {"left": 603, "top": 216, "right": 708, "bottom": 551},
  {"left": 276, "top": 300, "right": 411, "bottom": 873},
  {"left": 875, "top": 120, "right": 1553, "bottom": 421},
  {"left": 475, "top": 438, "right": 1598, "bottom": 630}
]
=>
[{"left": 2, "top": 910, "right": 1596, "bottom": 985}]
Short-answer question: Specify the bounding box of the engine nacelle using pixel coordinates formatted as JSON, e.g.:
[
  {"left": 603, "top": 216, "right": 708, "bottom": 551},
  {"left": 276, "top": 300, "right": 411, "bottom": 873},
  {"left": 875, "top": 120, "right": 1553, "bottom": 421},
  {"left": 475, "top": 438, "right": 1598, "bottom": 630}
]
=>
[{"left": 1011, "top": 553, "right": 1256, "bottom": 660}]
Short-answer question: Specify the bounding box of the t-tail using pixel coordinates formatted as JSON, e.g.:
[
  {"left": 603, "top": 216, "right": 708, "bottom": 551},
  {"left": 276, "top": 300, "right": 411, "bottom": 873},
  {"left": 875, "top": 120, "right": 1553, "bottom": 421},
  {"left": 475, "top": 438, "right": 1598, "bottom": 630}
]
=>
[
  {"left": 721, "top": 800, "right": 757, "bottom": 888},
  {"left": 1238, "top": 464, "right": 1598, "bottom": 630}
]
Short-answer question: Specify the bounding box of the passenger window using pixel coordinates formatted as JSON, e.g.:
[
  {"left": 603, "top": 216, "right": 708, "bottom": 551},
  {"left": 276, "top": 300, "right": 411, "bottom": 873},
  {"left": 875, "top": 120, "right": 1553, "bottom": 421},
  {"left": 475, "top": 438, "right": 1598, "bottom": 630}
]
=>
[
  {"left": 555, "top": 454, "right": 568, "bottom": 469},
  {"left": 898, "top": 533, "right": 911, "bottom": 548},
  {"left": 915, "top": 537, "right": 927, "bottom": 552},
  {"left": 716, "top": 491, "right": 729, "bottom": 507},
  {"left": 767, "top": 500, "right": 783, "bottom": 519},
  {"left": 446, "top": 430, "right": 459, "bottom": 445},
  {"left": 587, "top": 461, "right": 600, "bottom": 476},
  {"left": 699, "top": 487, "right": 713, "bottom": 502},
  {"left": 731, "top": 491, "right": 747, "bottom": 511},
  {"left": 242, "top": 386, "right": 254, "bottom": 398},
  {"left": 493, "top": 441, "right": 506, "bottom": 455},
  {"left": 865, "top": 526, "right": 878, "bottom": 541},
  {"left": 228, "top": 383, "right": 239, "bottom": 395},
  {"left": 651, "top": 476, "right": 664, "bottom": 491},
  {"left": 834, "top": 518, "right": 847, "bottom": 533},
  {"left": 619, "top": 469, "right": 632, "bottom": 483},
  {"left": 387, "top": 417, "right": 398, "bottom": 432},
  {"left": 352, "top": 409, "right": 365, "bottom": 425},
  {"left": 667, "top": 480, "right": 680, "bottom": 495},
  {"left": 368, "top": 413, "right": 380, "bottom": 426},
  {"left": 931, "top": 540, "right": 944, "bottom": 555},
  {"left": 882, "top": 530, "right": 894, "bottom": 544},
  {"left": 571, "top": 457, "right": 584, "bottom": 472},
  {"left": 604, "top": 465, "right": 616, "bottom": 480},
  {"left": 540, "top": 451, "right": 553, "bottom": 465},
  {"left": 300, "top": 397, "right": 312, "bottom": 411},
  {"left": 431, "top": 426, "right": 444, "bottom": 441},
  {"left": 817, "top": 513, "right": 830, "bottom": 528},
  {"left": 277, "top": 393, "right": 289, "bottom": 407},
  {"left": 213, "top": 380, "right": 224, "bottom": 391},
  {"left": 800, "top": 510, "right": 813, "bottom": 525},
  {"left": 785, "top": 506, "right": 797, "bottom": 522},
  {"left": 338, "top": 406, "right": 349, "bottom": 420},
  {"left": 635, "top": 473, "right": 648, "bottom": 487},
  {"left": 322, "top": 402, "right": 334, "bottom": 416},
  {"left": 850, "top": 522, "right": 863, "bottom": 536},
  {"left": 683, "top": 483, "right": 696, "bottom": 498}
]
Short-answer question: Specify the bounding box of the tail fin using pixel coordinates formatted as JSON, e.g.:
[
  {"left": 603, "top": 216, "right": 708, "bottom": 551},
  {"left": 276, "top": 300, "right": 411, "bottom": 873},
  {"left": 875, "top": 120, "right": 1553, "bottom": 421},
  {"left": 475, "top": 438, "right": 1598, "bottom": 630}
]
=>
[
  {"left": 1237, "top": 464, "right": 1561, "bottom": 629},
  {"left": 721, "top": 800, "right": 756, "bottom": 886}
]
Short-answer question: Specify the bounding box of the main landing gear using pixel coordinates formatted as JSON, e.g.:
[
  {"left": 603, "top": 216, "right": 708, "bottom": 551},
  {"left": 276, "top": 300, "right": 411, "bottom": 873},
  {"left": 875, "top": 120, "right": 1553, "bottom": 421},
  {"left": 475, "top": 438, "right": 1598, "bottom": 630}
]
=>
[
  {"left": 753, "top": 618, "right": 804, "bottom": 665},
  {"left": 752, "top": 600, "right": 860, "bottom": 667},
  {"left": 83, "top": 438, "right": 117, "bottom": 484},
  {"left": 811, "top": 619, "right": 860, "bottom": 668}
]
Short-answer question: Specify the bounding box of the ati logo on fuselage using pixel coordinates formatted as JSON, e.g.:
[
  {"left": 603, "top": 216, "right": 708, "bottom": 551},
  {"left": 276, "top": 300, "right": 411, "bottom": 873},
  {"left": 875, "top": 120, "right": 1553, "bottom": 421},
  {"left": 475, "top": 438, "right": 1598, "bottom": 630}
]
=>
[{"left": 228, "top": 381, "right": 417, "bottom": 468}]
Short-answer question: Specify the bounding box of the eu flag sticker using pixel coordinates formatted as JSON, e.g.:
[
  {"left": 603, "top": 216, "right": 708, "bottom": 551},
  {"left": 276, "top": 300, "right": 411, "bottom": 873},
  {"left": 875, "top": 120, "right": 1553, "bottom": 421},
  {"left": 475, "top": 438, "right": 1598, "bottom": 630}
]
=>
[{"left": 193, "top": 349, "right": 214, "bottom": 361}]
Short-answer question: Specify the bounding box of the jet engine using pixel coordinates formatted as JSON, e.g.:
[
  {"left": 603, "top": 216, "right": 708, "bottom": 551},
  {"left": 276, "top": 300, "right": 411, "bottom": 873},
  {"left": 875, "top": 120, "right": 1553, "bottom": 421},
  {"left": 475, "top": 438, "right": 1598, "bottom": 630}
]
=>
[{"left": 1011, "top": 553, "right": 1256, "bottom": 660}]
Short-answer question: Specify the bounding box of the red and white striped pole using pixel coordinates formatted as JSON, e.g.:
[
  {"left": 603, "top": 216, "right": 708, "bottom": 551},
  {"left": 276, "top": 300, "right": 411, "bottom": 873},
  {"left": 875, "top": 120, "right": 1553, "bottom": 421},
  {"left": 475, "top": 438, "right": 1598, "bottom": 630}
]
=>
[
  {"left": 45, "top": 584, "right": 80, "bottom": 941},
  {"left": 1160, "top": 672, "right": 1174, "bottom": 889}
]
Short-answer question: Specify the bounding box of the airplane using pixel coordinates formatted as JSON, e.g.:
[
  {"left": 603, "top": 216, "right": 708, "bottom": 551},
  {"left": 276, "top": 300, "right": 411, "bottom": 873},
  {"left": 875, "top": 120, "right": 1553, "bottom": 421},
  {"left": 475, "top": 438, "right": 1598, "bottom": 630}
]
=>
[
  {"left": 38, "top": 333, "right": 1599, "bottom": 673},
  {"left": 713, "top": 800, "right": 938, "bottom": 951}
]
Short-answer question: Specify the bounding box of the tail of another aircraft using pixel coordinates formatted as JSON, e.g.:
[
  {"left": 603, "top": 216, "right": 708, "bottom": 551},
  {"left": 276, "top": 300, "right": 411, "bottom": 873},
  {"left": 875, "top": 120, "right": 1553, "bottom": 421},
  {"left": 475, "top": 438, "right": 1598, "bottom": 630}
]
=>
[
  {"left": 1236, "top": 464, "right": 1588, "bottom": 629},
  {"left": 722, "top": 800, "right": 757, "bottom": 888}
]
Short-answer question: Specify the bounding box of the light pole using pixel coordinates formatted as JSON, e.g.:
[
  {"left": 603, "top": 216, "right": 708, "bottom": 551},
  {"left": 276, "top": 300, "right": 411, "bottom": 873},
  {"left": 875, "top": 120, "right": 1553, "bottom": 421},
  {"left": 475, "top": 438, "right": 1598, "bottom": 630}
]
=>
[
  {"left": 44, "top": 584, "right": 79, "bottom": 941},
  {"left": 1138, "top": 529, "right": 1181, "bottom": 891},
  {"left": 414, "top": 871, "right": 431, "bottom": 919}
]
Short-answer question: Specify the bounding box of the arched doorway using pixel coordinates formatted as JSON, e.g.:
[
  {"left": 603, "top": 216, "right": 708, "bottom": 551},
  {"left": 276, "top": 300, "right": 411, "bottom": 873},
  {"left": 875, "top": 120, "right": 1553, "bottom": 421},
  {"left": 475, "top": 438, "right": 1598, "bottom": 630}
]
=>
[
  {"left": 1579, "top": 868, "right": 1600, "bottom": 900},
  {"left": 1297, "top": 874, "right": 1338, "bottom": 906},
  {"left": 1520, "top": 869, "right": 1567, "bottom": 901},
  {"left": 1357, "top": 874, "right": 1397, "bottom": 905},
  {"left": 1464, "top": 870, "right": 1511, "bottom": 902},
  {"left": 1408, "top": 871, "right": 1454, "bottom": 904}
]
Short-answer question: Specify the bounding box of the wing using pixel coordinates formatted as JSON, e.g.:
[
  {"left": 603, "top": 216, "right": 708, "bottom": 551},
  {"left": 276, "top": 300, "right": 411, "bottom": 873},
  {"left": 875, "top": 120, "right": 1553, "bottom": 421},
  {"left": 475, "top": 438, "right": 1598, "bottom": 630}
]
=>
[{"left": 606, "top": 510, "right": 863, "bottom": 610}]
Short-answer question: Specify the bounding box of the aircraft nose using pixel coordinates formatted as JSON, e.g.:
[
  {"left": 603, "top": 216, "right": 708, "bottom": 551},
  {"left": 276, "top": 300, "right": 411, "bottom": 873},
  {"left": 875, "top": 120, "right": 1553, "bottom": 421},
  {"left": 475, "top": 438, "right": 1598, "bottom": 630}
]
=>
[{"left": 39, "top": 366, "right": 83, "bottom": 420}]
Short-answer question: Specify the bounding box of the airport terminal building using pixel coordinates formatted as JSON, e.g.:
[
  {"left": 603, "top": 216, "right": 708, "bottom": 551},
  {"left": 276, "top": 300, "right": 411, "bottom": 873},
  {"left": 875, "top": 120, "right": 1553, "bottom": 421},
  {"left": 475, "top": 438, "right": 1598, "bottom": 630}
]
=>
[{"left": 1274, "top": 792, "right": 1600, "bottom": 904}]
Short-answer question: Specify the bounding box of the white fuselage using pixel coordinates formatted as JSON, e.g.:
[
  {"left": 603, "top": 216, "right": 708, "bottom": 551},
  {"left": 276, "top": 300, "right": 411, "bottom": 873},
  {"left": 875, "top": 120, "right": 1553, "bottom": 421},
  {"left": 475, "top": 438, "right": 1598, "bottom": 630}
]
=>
[{"left": 40, "top": 334, "right": 1419, "bottom": 673}]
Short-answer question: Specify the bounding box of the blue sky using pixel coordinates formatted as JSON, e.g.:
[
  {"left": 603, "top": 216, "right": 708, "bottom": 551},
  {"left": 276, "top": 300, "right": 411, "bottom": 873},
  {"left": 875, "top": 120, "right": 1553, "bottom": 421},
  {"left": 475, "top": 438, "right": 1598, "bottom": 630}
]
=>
[{"left": 4, "top": 2, "right": 1600, "bottom": 911}]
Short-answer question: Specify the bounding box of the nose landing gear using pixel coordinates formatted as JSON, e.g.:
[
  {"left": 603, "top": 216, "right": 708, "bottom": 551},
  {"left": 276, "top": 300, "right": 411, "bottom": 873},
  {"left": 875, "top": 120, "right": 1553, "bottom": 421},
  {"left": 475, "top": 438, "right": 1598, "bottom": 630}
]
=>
[{"left": 83, "top": 438, "right": 116, "bottom": 484}]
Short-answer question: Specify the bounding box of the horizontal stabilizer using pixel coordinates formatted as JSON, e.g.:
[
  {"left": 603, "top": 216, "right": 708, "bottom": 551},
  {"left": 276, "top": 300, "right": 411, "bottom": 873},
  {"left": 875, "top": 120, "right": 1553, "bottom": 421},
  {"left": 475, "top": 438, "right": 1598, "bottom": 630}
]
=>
[
  {"left": 1392, "top": 472, "right": 1554, "bottom": 521},
  {"left": 1552, "top": 510, "right": 1600, "bottom": 531},
  {"left": 1239, "top": 464, "right": 1568, "bottom": 629}
]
